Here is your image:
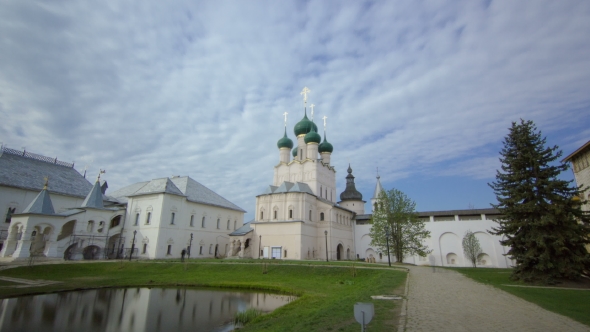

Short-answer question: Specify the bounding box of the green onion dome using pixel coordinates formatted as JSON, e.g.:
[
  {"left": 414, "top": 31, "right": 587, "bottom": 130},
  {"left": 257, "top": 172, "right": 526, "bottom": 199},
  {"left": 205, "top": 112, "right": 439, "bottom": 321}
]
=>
[
  {"left": 304, "top": 125, "right": 321, "bottom": 144},
  {"left": 277, "top": 128, "right": 294, "bottom": 149},
  {"left": 292, "top": 147, "right": 298, "bottom": 157},
  {"left": 294, "top": 112, "right": 318, "bottom": 137},
  {"left": 318, "top": 133, "right": 333, "bottom": 153}
]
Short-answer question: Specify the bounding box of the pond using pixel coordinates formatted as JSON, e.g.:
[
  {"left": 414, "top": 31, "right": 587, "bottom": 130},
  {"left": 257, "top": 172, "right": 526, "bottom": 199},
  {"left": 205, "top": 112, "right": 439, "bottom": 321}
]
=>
[{"left": 0, "top": 288, "right": 295, "bottom": 332}]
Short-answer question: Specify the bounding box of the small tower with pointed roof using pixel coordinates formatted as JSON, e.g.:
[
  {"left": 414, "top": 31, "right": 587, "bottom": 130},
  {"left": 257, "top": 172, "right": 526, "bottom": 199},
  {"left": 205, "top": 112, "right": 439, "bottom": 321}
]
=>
[
  {"left": 371, "top": 171, "right": 384, "bottom": 212},
  {"left": 338, "top": 165, "right": 365, "bottom": 215}
]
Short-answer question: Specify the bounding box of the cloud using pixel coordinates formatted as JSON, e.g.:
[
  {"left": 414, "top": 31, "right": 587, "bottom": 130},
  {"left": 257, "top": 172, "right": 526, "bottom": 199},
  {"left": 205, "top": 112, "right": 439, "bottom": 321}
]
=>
[{"left": 1, "top": 1, "right": 589, "bottom": 219}]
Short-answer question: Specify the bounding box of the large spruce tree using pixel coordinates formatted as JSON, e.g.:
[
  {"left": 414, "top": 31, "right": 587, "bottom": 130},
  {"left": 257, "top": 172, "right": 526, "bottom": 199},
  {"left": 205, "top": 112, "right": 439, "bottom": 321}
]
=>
[{"left": 489, "top": 119, "right": 590, "bottom": 284}]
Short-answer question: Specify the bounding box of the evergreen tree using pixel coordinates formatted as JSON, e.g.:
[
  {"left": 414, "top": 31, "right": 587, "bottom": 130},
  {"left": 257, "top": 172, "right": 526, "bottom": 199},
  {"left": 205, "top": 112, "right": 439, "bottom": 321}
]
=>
[
  {"left": 369, "top": 189, "right": 431, "bottom": 263},
  {"left": 489, "top": 119, "right": 590, "bottom": 283}
]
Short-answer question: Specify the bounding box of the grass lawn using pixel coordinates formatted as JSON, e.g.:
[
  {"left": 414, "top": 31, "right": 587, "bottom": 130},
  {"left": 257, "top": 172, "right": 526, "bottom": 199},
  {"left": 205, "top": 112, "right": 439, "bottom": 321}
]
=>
[
  {"left": 0, "top": 260, "right": 407, "bottom": 331},
  {"left": 449, "top": 267, "right": 590, "bottom": 327}
]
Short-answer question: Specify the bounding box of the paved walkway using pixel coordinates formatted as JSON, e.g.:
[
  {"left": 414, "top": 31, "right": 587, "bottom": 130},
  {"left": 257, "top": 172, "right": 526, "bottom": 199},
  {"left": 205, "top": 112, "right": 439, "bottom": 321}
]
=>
[{"left": 403, "top": 266, "right": 589, "bottom": 331}]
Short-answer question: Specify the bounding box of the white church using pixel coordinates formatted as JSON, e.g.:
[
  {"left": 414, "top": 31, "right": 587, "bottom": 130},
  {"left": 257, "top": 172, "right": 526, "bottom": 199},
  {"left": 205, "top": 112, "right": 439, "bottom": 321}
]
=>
[{"left": 0, "top": 87, "right": 512, "bottom": 268}]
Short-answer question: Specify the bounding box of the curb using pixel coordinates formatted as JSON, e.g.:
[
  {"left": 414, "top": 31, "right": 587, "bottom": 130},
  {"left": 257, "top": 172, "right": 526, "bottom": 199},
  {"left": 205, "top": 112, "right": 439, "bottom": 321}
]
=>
[{"left": 398, "top": 268, "right": 410, "bottom": 332}]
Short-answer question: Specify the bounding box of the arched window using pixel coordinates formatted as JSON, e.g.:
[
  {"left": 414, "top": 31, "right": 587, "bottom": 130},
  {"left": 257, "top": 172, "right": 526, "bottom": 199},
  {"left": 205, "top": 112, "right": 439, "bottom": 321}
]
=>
[
  {"left": 87, "top": 221, "right": 94, "bottom": 232},
  {"left": 170, "top": 212, "right": 175, "bottom": 225},
  {"left": 289, "top": 210, "right": 293, "bottom": 218},
  {"left": 216, "top": 219, "right": 220, "bottom": 229},
  {"left": 190, "top": 215, "right": 194, "bottom": 227},
  {"left": 111, "top": 216, "right": 122, "bottom": 228},
  {"left": 201, "top": 216, "right": 206, "bottom": 228},
  {"left": 274, "top": 210, "right": 277, "bottom": 219},
  {"left": 134, "top": 213, "right": 140, "bottom": 225},
  {"left": 260, "top": 211, "right": 264, "bottom": 220},
  {"left": 309, "top": 210, "right": 312, "bottom": 221},
  {"left": 146, "top": 212, "right": 151, "bottom": 225},
  {"left": 320, "top": 212, "right": 324, "bottom": 221}
]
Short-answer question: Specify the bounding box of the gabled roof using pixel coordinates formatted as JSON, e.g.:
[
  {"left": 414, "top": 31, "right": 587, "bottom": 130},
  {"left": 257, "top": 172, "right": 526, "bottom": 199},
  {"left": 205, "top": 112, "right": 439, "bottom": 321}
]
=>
[
  {"left": 22, "top": 188, "right": 55, "bottom": 215},
  {"left": 110, "top": 176, "right": 246, "bottom": 213},
  {"left": 0, "top": 147, "right": 92, "bottom": 198},
  {"left": 81, "top": 180, "right": 105, "bottom": 209},
  {"left": 563, "top": 140, "right": 590, "bottom": 162},
  {"left": 129, "top": 177, "right": 185, "bottom": 197},
  {"left": 259, "top": 181, "right": 314, "bottom": 196},
  {"left": 229, "top": 223, "right": 253, "bottom": 236}
]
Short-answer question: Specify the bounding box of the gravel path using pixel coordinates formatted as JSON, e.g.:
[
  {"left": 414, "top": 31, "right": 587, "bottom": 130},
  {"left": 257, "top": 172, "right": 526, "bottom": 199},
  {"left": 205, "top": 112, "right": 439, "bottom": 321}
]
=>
[{"left": 403, "top": 266, "right": 589, "bottom": 332}]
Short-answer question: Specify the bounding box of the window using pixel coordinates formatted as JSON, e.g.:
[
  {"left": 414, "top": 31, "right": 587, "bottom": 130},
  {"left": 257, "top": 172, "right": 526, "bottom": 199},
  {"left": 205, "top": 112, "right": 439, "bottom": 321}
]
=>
[
  {"left": 146, "top": 212, "right": 151, "bottom": 225},
  {"left": 170, "top": 212, "right": 175, "bottom": 225},
  {"left": 87, "top": 221, "right": 94, "bottom": 232},
  {"left": 110, "top": 216, "right": 122, "bottom": 228},
  {"left": 325, "top": 189, "right": 327, "bottom": 198},
  {"left": 134, "top": 213, "right": 139, "bottom": 225},
  {"left": 201, "top": 216, "right": 206, "bottom": 228},
  {"left": 142, "top": 243, "right": 147, "bottom": 254},
  {"left": 199, "top": 246, "right": 203, "bottom": 255},
  {"left": 227, "top": 220, "right": 230, "bottom": 230},
  {"left": 379, "top": 253, "right": 382, "bottom": 259},
  {"left": 320, "top": 212, "right": 324, "bottom": 221},
  {"left": 260, "top": 211, "right": 264, "bottom": 220},
  {"left": 216, "top": 219, "right": 220, "bottom": 229},
  {"left": 190, "top": 215, "right": 194, "bottom": 227},
  {"left": 5, "top": 207, "right": 16, "bottom": 223},
  {"left": 289, "top": 210, "right": 293, "bottom": 218},
  {"left": 309, "top": 210, "right": 312, "bottom": 221},
  {"left": 209, "top": 244, "right": 213, "bottom": 254},
  {"left": 167, "top": 245, "right": 172, "bottom": 255},
  {"left": 320, "top": 186, "right": 322, "bottom": 198},
  {"left": 284, "top": 249, "right": 287, "bottom": 258},
  {"left": 234, "top": 220, "right": 237, "bottom": 230},
  {"left": 274, "top": 210, "right": 277, "bottom": 219}
]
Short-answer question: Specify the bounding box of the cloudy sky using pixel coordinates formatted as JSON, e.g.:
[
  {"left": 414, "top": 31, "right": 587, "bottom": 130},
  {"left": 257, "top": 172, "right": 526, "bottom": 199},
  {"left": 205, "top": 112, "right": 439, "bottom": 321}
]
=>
[{"left": 1, "top": 1, "right": 589, "bottom": 221}]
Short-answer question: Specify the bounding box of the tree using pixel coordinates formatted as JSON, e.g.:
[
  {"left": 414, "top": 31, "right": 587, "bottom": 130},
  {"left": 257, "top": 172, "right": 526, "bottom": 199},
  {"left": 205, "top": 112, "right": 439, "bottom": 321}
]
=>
[
  {"left": 369, "top": 188, "right": 431, "bottom": 263},
  {"left": 462, "top": 230, "right": 482, "bottom": 268},
  {"left": 489, "top": 119, "right": 590, "bottom": 283}
]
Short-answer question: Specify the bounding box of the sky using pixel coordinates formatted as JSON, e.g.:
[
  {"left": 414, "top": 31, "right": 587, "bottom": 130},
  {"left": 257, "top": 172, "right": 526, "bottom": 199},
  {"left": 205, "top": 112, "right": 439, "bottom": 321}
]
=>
[{"left": 1, "top": 1, "right": 589, "bottom": 221}]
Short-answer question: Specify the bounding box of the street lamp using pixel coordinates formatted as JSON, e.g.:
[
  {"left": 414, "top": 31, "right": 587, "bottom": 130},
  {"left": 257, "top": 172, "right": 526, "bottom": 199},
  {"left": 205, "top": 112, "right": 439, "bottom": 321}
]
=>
[
  {"left": 324, "top": 230, "right": 328, "bottom": 262},
  {"left": 129, "top": 230, "right": 137, "bottom": 261},
  {"left": 188, "top": 233, "right": 193, "bottom": 259},
  {"left": 385, "top": 227, "right": 391, "bottom": 267}
]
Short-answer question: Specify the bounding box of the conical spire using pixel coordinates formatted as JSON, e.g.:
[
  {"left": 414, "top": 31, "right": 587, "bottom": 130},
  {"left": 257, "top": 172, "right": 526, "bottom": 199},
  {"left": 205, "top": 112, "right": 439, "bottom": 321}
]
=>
[
  {"left": 23, "top": 177, "right": 55, "bottom": 214},
  {"left": 82, "top": 171, "right": 105, "bottom": 209},
  {"left": 372, "top": 174, "right": 384, "bottom": 200}
]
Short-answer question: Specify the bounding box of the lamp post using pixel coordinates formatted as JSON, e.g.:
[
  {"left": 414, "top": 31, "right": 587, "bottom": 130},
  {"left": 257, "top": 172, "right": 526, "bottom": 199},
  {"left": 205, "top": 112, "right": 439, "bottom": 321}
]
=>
[
  {"left": 188, "top": 233, "right": 193, "bottom": 259},
  {"left": 324, "top": 230, "right": 328, "bottom": 262},
  {"left": 129, "top": 230, "right": 137, "bottom": 261},
  {"left": 385, "top": 227, "right": 391, "bottom": 267}
]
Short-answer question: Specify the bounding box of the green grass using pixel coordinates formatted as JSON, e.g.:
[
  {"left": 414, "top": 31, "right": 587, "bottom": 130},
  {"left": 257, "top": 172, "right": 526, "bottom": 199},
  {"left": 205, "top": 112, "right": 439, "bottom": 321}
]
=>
[
  {"left": 0, "top": 260, "right": 406, "bottom": 331},
  {"left": 449, "top": 267, "right": 590, "bottom": 327}
]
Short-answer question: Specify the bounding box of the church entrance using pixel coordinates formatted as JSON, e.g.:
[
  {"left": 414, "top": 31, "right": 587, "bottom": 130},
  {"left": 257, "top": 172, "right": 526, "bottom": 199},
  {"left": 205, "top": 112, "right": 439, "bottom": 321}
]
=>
[{"left": 336, "top": 244, "right": 343, "bottom": 260}]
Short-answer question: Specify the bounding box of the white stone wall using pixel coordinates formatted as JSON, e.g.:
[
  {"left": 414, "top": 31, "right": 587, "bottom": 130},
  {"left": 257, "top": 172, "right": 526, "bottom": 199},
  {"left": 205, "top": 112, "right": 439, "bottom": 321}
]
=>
[{"left": 354, "top": 215, "right": 512, "bottom": 268}]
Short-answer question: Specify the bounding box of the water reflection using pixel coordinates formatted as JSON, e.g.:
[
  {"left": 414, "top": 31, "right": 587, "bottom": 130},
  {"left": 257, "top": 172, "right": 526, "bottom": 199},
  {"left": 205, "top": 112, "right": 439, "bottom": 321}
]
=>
[{"left": 0, "top": 288, "right": 295, "bottom": 332}]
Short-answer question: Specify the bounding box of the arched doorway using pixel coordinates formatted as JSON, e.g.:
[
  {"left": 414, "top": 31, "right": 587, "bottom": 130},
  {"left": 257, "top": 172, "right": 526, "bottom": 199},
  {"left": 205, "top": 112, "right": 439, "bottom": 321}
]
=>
[
  {"left": 83, "top": 245, "right": 101, "bottom": 260},
  {"left": 336, "top": 244, "right": 343, "bottom": 260},
  {"left": 64, "top": 243, "right": 78, "bottom": 260}
]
